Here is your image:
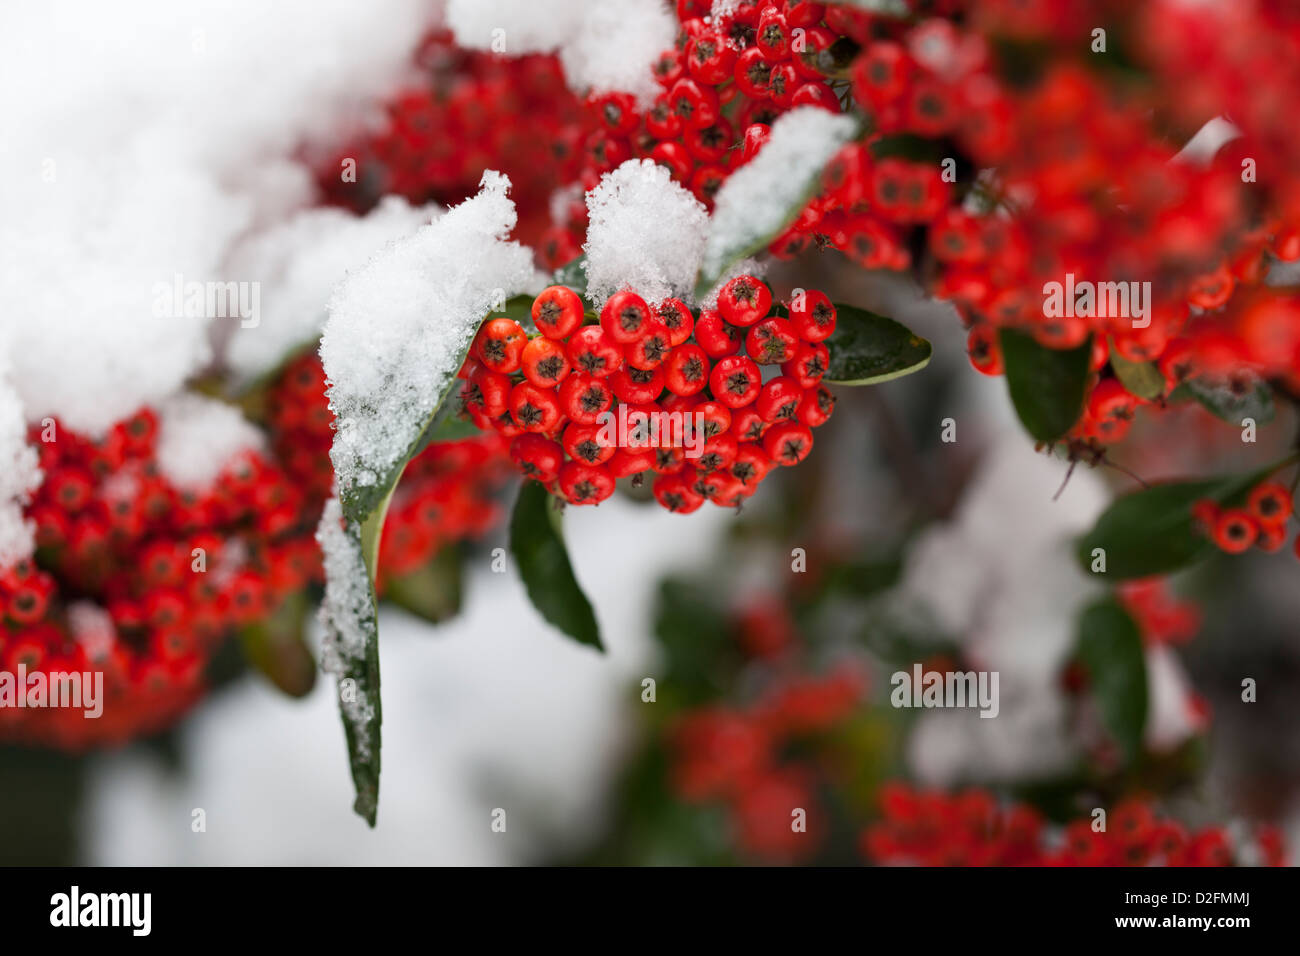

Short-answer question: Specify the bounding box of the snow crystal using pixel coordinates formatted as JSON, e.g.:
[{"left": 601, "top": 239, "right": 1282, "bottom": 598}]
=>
[
  {"left": 0, "top": 359, "right": 41, "bottom": 567},
  {"left": 0, "top": 0, "right": 435, "bottom": 434},
  {"left": 154, "top": 393, "right": 265, "bottom": 494},
  {"left": 558, "top": 0, "right": 677, "bottom": 105},
  {"left": 225, "top": 198, "right": 437, "bottom": 383},
  {"left": 583, "top": 160, "right": 710, "bottom": 307},
  {"left": 320, "top": 172, "right": 540, "bottom": 498},
  {"left": 448, "top": 0, "right": 674, "bottom": 105},
  {"left": 701, "top": 107, "right": 858, "bottom": 282},
  {"left": 315, "top": 496, "right": 377, "bottom": 756}
]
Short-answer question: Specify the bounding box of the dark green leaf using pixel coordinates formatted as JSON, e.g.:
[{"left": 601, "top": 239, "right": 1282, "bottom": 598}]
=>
[
  {"left": 823, "top": 304, "right": 932, "bottom": 385},
  {"left": 1109, "top": 349, "right": 1165, "bottom": 400},
  {"left": 1075, "top": 464, "right": 1280, "bottom": 579},
  {"left": 1077, "top": 600, "right": 1147, "bottom": 763},
  {"left": 509, "top": 481, "right": 602, "bottom": 650},
  {"left": 238, "top": 591, "right": 316, "bottom": 698},
  {"left": 1180, "top": 375, "right": 1275, "bottom": 426},
  {"left": 998, "top": 328, "right": 1092, "bottom": 442}
]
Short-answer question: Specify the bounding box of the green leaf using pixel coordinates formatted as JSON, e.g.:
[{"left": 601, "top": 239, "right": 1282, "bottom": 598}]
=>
[
  {"left": 383, "top": 547, "right": 464, "bottom": 624},
  {"left": 552, "top": 255, "right": 587, "bottom": 296},
  {"left": 998, "top": 328, "right": 1092, "bottom": 442},
  {"left": 1179, "top": 375, "right": 1275, "bottom": 426},
  {"left": 238, "top": 591, "right": 316, "bottom": 698},
  {"left": 1076, "top": 600, "right": 1147, "bottom": 763},
  {"left": 1074, "top": 464, "right": 1282, "bottom": 579},
  {"left": 823, "top": 304, "right": 932, "bottom": 385},
  {"left": 509, "top": 481, "right": 602, "bottom": 650},
  {"left": 1109, "top": 349, "right": 1165, "bottom": 400}
]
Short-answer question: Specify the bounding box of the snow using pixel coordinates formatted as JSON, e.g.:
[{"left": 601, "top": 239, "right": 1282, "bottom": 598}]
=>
[
  {"left": 319, "top": 172, "right": 540, "bottom": 497},
  {"left": 701, "top": 107, "right": 858, "bottom": 283},
  {"left": 224, "top": 198, "right": 438, "bottom": 383},
  {"left": 447, "top": 0, "right": 675, "bottom": 105},
  {"left": 582, "top": 160, "right": 711, "bottom": 307},
  {"left": 315, "top": 496, "right": 377, "bottom": 756},
  {"left": 0, "top": 0, "right": 436, "bottom": 435},
  {"left": 0, "top": 360, "right": 41, "bottom": 568},
  {"left": 154, "top": 393, "right": 265, "bottom": 494}
]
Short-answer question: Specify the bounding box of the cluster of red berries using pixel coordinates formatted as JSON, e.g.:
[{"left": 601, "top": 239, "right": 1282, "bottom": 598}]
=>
[
  {"left": 1117, "top": 578, "right": 1202, "bottom": 648},
  {"left": 862, "top": 783, "right": 1285, "bottom": 867},
  {"left": 317, "top": 27, "right": 584, "bottom": 249},
  {"left": 1193, "top": 480, "right": 1297, "bottom": 558},
  {"left": 265, "top": 352, "right": 512, "bottom": 587},
  {"left": 543, "top": 0, "right": 869, "bottom": 255},
  {"left": 457, "top": 276, "right": 837, "bottom": 511},
  {"left": 4, "top": 409, "right": 318, "bottom": 748},
  {"left": 670, "top": 663, "right": 866, "bottom": 862}
]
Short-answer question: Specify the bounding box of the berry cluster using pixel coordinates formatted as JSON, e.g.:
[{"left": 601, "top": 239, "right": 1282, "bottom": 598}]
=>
[
  {"left": 317, "top": 28, "right": 584, "bottom": 249},
  {"left": 544, "top": 0, "right": 867, "bottom": 253},
  {"left": 1193, "top": 480, "right": 1297, "bottom": 557},
  {"left": 862, "top": 783, "right": 1285, "bottom": 867},
  {"left": 1117, "top": 578, "right": 1202, "bottom": 647},
  {"left": 457, "top": 276, "right": 837, "bottom": 511},
  {"left": 670, "top": 664, "right": 867, "bottom": 862},
  {"left": 5, "top": 410, "right": 317, "bottom": 748}
]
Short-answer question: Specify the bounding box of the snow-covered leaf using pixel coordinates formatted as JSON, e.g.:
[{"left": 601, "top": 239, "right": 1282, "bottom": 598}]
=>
[
  {"left": 696, "top": 108, "right": 858, "bottom": 300},
  {"left": 315, "top": 172, "right": 539, "bottom": 823}
]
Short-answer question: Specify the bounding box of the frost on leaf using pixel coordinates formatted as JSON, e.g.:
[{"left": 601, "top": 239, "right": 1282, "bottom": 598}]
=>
[
  {"left": 316, "top": 495, "right": 377, "bottom": 762},
  {"left": 582, "top": 159, "right": 710, "bottom": 307},
  {"left": 318, "top": 171, "right": 539, "bottom": 511},
  {"left": 700, "top": 107, "right": 858, "bottom": 289}
]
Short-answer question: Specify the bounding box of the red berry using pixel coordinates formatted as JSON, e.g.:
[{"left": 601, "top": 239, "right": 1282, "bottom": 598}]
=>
[
  {"left": 474, "top": 318, "right": 528, "bottom": 373},
  {"left": 696, "top": 432, "right": 739, "bottom": 474},
  {"left": 559, "top": 373, "right": 614, "bottom": 425},
  {"left": 685, "top": 35, "right": 738, "bottom": 86},
  {"left": 764, "top": 421, "right": 814, "bottom": 466},
  {"left": 1213, "top": 509, "right": 1257, "bottom": 554},
  {"left": 509, "top": 382, "right": 564, "bottom": 433},
  {"left": 521, "top": 335, "right": 572, "bottom": 387},
  {"left": 732, "top": 407, "right": 770, "bottom": 443},
  {"left": 717, "top": 275, "right": 772, "bottom": 327},
  {"left": 652, "top": 140, "right": 695, "bottom": 182},
  {"left": 756, "top": 376, "right": 804, "bottom": 422},
  {"left": 626, "top": 321, "right": 673, "bottom": 370},
  {"left": 967, "top": 325, "right": 1003, "bottom": 376},
  {"left": 798, "top": 384, "right": 836, "bottom": 427},
  {"left": 746, "top": 317, "right": 800, "bottom": 365},
  {"left": 756, "top": 8, "right": 790, "bottom": 60},
  {"left": 709, "top": 355, "right": 763, "bottom": 408},
  {"left": 562, "top": 422, "right": 617, "bottom": 466},
  {"left": 655, "top": 298, "right": 695, "bottom": 346},
  {"left": 735, "top": 47, "right": 773, "bottom": 98},
  {"left": 653, "top": 471, "right": 705, "bottom": 513},
  {"left": 789, "top": 290, "right": 837, "bottom": 342},
  {"left": 510, "top": 434, "right": 564, "bottom": 483},
  {"left": 608, "top": 448, "right": 657, "bottom": 479},
  {"left": 600, "top": 290, "right": 653, "bottom": 345},
  {"left": 1247, "top": 481, "right": 1293, "bottom": 525},
  {"left": 731, "top": 442, "right": 775, "bottom": 487},
  {"left": 566, "top": 325, "right": 623, "bottom": 377},
  {"left": 664, "top": 344, "right": 712, "bottom": 396},
  {"left": 695, "top": 310, "right": 743, "bottom": 357},
  {"left": 558, "top": 461, "right": 615, "bottom": 505},
  {"left": 532, "top": 286, "right": 585, "bottom": 340},
  {"left": 782, "top": 341, "right": 830, "bottom": 388},
  {"left": 669, "top": 78, "right": 720, "bottom": 129},
  {"left": 609, "top": 365, "right": 665, "bottom": 404}
]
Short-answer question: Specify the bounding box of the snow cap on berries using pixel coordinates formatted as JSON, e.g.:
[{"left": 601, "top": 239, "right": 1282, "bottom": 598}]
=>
[{"left": 583, "top": 159, "right": 710, "bottom": 308}]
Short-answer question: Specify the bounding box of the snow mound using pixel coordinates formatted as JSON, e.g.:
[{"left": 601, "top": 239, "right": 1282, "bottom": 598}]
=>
[{"left": 155, "top": 393, "right": 266, "bottom": 494}]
